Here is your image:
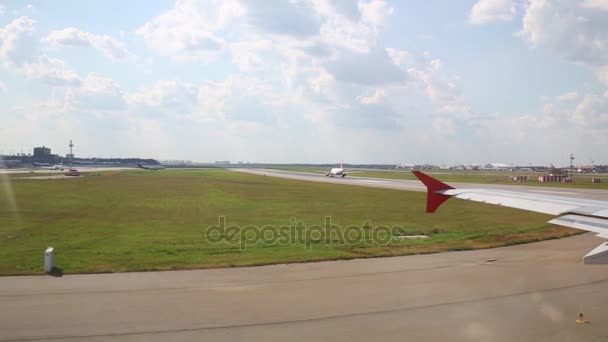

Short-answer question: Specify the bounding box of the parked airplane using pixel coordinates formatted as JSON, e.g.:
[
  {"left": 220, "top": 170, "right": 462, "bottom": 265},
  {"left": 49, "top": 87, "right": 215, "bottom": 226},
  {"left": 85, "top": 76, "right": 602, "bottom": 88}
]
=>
[
  {"left": 137, "top": 163, "right": 165, "bottom": 170},
  {"left": 413, "top": 170, "right": 608, "bottom": 264},
  {"left": 326, "top": 162, "right": 346, "bottom": 178}
]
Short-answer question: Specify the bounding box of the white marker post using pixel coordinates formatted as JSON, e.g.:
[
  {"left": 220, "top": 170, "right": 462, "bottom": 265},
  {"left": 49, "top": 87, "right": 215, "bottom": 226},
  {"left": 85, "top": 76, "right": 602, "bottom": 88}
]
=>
[{"left": 44, "top": 247, "right": 54, "bottom": 273}]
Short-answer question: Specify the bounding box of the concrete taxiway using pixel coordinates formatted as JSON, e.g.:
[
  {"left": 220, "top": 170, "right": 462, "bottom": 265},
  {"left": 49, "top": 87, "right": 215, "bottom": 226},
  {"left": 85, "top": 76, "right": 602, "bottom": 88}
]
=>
[
  {"left": 234, "top": 168, "right": 608, "bottom": 201},
  {"left": 1, "top": 234, "right": 608, "bottom": 341},
  {"left": 0, "top": 167, "right": 136, "bottom": 175},
  {"left": 10, "top": 175, "right": 81, "bottom": 180}
]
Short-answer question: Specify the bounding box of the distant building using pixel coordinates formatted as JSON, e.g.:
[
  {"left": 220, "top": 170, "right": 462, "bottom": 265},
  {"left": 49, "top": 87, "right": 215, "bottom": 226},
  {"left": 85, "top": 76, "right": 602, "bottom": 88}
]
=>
[
  {"left": 215, "top": 161, "right": 231, "bottom": 165},
  {"left": 33, "top": 146, "right": 51, "bottom": 158}
]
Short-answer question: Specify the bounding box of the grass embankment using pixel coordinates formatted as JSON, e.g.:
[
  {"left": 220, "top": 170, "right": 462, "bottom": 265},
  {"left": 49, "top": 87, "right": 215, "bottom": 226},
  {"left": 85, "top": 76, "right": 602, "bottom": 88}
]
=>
[{"left": 0, "top": 169, "right": 576, "bottom": 275}]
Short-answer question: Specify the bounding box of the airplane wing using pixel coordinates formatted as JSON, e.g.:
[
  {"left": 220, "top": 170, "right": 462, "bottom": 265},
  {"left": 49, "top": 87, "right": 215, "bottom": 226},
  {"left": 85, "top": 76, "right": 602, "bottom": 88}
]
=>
[{"left": 412, "top": 170, "right": 608, "bottom": 264}]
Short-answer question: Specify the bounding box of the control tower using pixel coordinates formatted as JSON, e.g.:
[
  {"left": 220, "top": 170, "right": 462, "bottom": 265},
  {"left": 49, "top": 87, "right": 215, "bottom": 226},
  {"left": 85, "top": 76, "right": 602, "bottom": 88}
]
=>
[{"left": 66, "top": 140, "right": 74, "bottom": 166}]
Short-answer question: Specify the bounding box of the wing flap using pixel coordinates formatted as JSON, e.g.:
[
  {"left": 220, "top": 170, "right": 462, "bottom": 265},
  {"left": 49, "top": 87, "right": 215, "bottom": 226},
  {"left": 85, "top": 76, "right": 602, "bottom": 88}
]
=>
[{"left": 549, "top": 215, "right": 608, "bottom": 239}]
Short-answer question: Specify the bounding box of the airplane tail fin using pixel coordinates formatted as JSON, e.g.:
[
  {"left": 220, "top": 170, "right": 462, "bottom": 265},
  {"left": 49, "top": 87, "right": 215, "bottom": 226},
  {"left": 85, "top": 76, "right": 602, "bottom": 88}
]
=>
[
  {"left": 412, "top": 171, "right": 454, "bottom": 213},
  {"left": 340, "top": 160, "right": 344, "bottom": 169}
]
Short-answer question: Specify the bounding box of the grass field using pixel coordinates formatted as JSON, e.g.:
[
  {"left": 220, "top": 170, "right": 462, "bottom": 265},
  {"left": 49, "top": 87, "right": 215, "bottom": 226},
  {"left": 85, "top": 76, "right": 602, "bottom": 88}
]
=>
[
  {"left": 0, "top": 169, "right": 577, "bottom": 275},
  {"left": 271, "top": 166, "right": 608, "bottom": 189}
]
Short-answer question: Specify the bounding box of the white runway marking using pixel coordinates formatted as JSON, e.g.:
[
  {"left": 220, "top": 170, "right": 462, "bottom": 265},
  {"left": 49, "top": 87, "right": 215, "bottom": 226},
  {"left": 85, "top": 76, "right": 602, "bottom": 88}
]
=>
[
  {"left": 355, "top": 180, "right": 388, "bottom": 183},
  {"left": 529, "top": 190, "right": 580, "bottom": 195}
]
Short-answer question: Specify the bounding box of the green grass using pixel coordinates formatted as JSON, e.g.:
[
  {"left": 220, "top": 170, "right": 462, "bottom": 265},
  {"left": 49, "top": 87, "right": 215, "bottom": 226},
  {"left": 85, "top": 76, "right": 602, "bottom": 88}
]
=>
[
  {"left": 270, "top": 166, "right": 608, "bottom": 189},
  {"left": 0, "top": 169, "right": 577, "bottom": 275}
]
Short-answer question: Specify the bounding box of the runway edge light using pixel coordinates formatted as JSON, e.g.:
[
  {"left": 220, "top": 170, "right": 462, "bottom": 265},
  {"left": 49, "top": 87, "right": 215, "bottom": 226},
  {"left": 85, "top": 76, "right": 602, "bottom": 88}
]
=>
[{"left": 44, "top": 247, "right": 54, "bottom": 273}]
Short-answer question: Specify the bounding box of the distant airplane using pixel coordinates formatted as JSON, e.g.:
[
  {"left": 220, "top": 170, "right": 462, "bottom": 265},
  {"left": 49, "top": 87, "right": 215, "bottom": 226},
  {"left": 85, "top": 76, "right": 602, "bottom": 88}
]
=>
[
  {"left": 47, "top": 163, "right": 65, "bottom": 171},
  {"left": 137, "top": 163, "right": 165, "bottom": 170},
  {"left": 47, "top": 161, "right": 66, "bottom": 171},
  {"left": 326, "top": 162, "right": 346, "bottom": 178},
  {"left": 34, "top": 162, "right": 64, "bottom": 170},
  {"left": 413, "top": 170, "right": 608, "bottom": 264}
]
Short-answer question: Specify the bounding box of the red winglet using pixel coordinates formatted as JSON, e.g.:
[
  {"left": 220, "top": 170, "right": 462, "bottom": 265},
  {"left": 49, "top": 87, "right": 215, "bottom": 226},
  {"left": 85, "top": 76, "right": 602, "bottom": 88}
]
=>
[{"left": 412, "top": 171, "right": 454, "bottom": 213}]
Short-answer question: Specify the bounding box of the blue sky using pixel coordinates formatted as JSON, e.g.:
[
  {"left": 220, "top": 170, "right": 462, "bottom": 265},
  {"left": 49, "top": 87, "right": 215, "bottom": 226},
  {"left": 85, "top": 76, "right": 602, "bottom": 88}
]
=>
[{"left": 1, "top": 0, "right": 607, "bottom": 165}]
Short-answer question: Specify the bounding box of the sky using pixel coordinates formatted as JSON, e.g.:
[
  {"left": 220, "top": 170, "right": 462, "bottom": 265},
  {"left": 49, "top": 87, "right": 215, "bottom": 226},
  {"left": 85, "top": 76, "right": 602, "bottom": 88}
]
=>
[{"left": 0, "top": 0, "right": 607, "bottom": 166}]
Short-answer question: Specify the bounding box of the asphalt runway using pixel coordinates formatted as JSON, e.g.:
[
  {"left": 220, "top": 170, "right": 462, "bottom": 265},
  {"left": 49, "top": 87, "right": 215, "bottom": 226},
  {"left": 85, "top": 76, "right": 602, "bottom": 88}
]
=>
[
  {"left": 1, "top": 234, "right": 608, "bottom": 341},
  {"left": 234, "top": 168, "right": 608, "bottom": 201}
]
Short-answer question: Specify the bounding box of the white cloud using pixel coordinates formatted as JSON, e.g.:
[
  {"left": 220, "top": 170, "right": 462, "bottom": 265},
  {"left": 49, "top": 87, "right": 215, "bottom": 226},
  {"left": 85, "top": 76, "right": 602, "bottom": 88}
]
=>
[
  {"left": 325, "top": 48, "right": 405, "bottom": 85},
  {"left": 385, "top": 47, "right": 410, "bottom": 69},
  {"left": 125, "top": 75, "right": 287, "bottom": 126},
  {"left": 195, "top": 75, "right": 284, "bottom": 124},
  {"left": 131, "top": 0, "right": 403, "bottom": 134},
  {"left": 472, "top": 90, "right": 608, "bottom": 164},
  {"left": 21, "top": 55, "right": 81, "bottom": 86},
  {"left": 582, "top": 0, "right": 608, "bottom": 11},
  {"left": 572, "top": 92, "right": 608, "bottom": 127},
  {"left": 431, "top": 116, "right": 456, "bottom": 135},
  {"left": 0, "top": 80, "right": 6, "bottom": 92},
  {"left": 515, "top": 1, "right": 608, "bottom": 154},
  {"left": 0, "top": 18, "right": 81, "bottom": 86},
  {"left": 356, "top": 88, "right": 386, "bottom": 104},
  {"left": 229, "top": 39, "right": 277, "bottom": 72},
  {"left": 359, "top": 0, "right": 394, "bottom": 27},
  {"left": 469, "top": 0, "right": 515, "bottom": 25},
  {"left": 521, "top": 0, "right": 608, "bottom": 84},
  {"left": 0, "top": 16, "right": 37, "bottom": 67},
  {"left": 137, "top": 0, "right": 394, "bottom": 62},
  {"left": 136, "top": 0, "right": 244, "bottom": 61},
  {"left": 242, "top": 0, "right": 321, "bottom": 38},
  {"left": 317, "top": 15, "right": 375, "bottom": 53},
  {"left": 315, "top": 0, "right": 393, "bottom": 53},
  {"left": 65, "top": 74, "right": 126, "bottom": 111},
  {"left": 44, "top": 27, "right": 134, "bottom": 60},
  {"left": 595, "top": 66, "right": 608, "bottom": 86},
  {"left": 127, "top": 80, "right": 198, "bottom": 115},
  {"left": 408, "top": 57, "right": 459, "bottom": 103},
  {"left": 556, "top": 91, "right": 578, "bottom": 102},
  {"left": 13, "top": 0, "right": 608, "bottom": 164}
]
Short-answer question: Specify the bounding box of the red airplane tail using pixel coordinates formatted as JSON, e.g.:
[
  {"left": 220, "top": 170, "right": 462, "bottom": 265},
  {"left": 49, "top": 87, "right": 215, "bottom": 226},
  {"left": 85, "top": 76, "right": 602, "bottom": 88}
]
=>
[{"left": 412, "top": 171, "right": 454, "bottom": 213}]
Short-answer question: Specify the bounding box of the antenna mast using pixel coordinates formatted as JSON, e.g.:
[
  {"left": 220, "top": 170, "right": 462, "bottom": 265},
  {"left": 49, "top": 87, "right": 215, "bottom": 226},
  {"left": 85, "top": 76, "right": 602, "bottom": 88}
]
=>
[
  {"left": 69, "top": 140, "right": 74, "bottom": 167},
  {"left": 569, "top": 153, "right": 575, "bottom": 178}
]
